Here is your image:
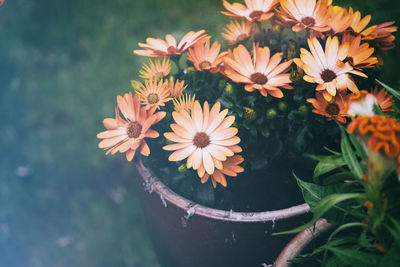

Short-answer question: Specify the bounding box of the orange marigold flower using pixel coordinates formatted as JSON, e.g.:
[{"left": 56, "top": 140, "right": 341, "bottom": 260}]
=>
[
  {"left": 223, "top": 43, "right": 293, "bottom": 98},
  {"left": 135, "top": 80, "right": 172, "bottom": 110},
  {"left": 342, "top": 33, "right": 378, "bottom": 69},
  {"left": 347, "top": 116, "right": 400, "bottom": 158},
  {"left": 163, "top": 101, "right": 242, "bottom": 177},
  {"left": 307, "top": 92, "right": 350, "bottom": 123},
  {"left": 139, "top": 58, "right": 170, "bottom": 81},
  {"left": 187, "top": 39, "right": 227, "bottom": 73},
  {"left": 294, "top": 37, "right": 366, "bottom": 102},
  {"left": 173, "top": 94, "right": 196, "bottom": 114},
  {"left": 278, "top": 0, "right": 332, "bottom": 33},
  {"left": 222, "top": 20, "right": 255, "bottom": 46},
  {"left": 97, "top": 93, "right": 166, "bottom": 161},
  {"left": 201, "top": 155, "right": 245, "bottom": 188},
  {"left": 166, "top": 76, "right": 187, "bottom": 98},
  {"left": 134, "top": 30, "right": 209, "bottom": 57},
  {"left": 221, "top": 0, "right": 279, "bottom": 22}
]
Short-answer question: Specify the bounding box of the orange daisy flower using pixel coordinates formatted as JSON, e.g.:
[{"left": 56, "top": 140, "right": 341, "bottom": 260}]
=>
[
  {"left": 362, "top": 22, "right": 398, "bottom": 58},
  {"left": 97, "top": 93, "right": 166, "bottom": 161},
  {"left": 221, "top": 0, "right": 279, "bottom": 22},
  {"left": 135, "top": 80, "right": 172, "bottom": 110},
  {"left": 307, "top": 92, "right": 350, "bottom": 123},
  {"left": 278, "top": 0, "right": 331, "bottom": 33},
  {"left": 173, "top": 94, "right": 196, "bottom": 114},
  {"left": 133, "top": 30, "right": 208, "bottom": 57},
  {"left": 163, "top": 101, "right": 242, "bottom": 177},
  {"left": 139, "top": 58, "right": 170, "bottom": 81},
  {"left": 223, "top": 43, "right": 293, "bottom": 98},
  {"left": 166, "top": 77, "right": 187, "bottom": 98},
  {"left": 346, "top": 90, "right": 393, "bottom": 117},
  {"left": 200, "top": 155, "right": 244, "bottom": 188},
  {"left": 348, "top": 7, "right": 373, "bottom": 35},
  {"left": 294, "top": 37, "right": 366, "bottom": 102},
  {"left": 187, "top": 39, "right": 227, "bottom": 73},
  {"left": 372, "top": 87, "right": 393, "bottom": 113},
  {"left": 342, "top": 33, "right": 378, "bottom": 69},
  {"left": 222, "top": 20, "right": 255, "bottom": 46},
  {"left": 327, "top": 5, "right": 353, "bottom": 34},
  {"left": 347, "top": 115, "right": 400, "bottom": 173}
]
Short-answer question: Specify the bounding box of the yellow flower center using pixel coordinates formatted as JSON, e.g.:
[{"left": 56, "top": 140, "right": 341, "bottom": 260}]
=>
[
  {"left": 153, "top": 72, "right": 164, "bottom": 81},
  {"left": 126, "top": 122, "right": 142, "bottom": 138},
  {"left": 250, "top": 72, "right": 269, "bottom": 85},
  {"left": 301, "top": 16, "right": 316, "bottom": 27},
  {"left": 147, "top": 93, "right": 159, "bottom": 104},
  {"left": 193, "top": 132, "right": 210, "bottom": 148},
  {"left": 199, "top": 61, "right": 212, "bottom": 70},
  {"left": 249, "top": 10, "right": 263, "bottom": 20},
  {"left": 321, "top": 69, "right": 337, "bottom": 83},
  {"left": 325, "top": 103, "right": 340, "bottom": 116}
]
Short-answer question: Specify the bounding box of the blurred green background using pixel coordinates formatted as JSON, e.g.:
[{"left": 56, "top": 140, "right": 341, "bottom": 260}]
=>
[{"left": 0, "top": 0, "right": 398, "bottom": 266}]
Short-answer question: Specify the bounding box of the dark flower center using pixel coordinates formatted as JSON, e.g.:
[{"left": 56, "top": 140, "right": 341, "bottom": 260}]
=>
[
  {"left": 167, "top": 46, "right": 177, "bottom": 54},
  {"left": 325, "top": 103, "right": 340, "bottom": 116},
  {"left": 127, "top": 122, "right": 142, "bottom": 138},
  {"left": 301, "top": 16, "right": 316, "bottom": 27},
  {"left": 236, "top": 33, "right": 249, "bottom": 43},
  {"left": 320, "top": 69, "right": 337, "bottom": 83},
  {"left": 147, "top": 93, "right": 159, "bottom": 104},
  {"left": 249, "top": 10, "right": 264, "bottom": 20},
  {"left": 250, "top": 72, "right": 269, "bottom": 85},
  {"left": 343, "top": 56, "right": 354, "bottom": 66},
  {"left": 199, "top": 61, "right": 212, "bottom": 70},
  {"left": 193, "top": 132, "right": 210, "bottom": 148}
]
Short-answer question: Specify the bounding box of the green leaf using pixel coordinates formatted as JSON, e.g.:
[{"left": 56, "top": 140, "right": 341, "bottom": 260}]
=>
[
  {"left": 377, "top": 79, "right": 400, "bottom": 101},
  {"left": 327, "top": 246, "right": 379, "bottom": 267},
  {"left": 349, "top": 133, "right": 367, "bottom": 160},
  {"left": 338, "top": 123, "right": 363, "bottom": 178},
  {"left": 323, "top": 172, "right": 354, "bottom": 185},
  {"left": 313, "top": 155, "right": 346, "bottom": 179}
]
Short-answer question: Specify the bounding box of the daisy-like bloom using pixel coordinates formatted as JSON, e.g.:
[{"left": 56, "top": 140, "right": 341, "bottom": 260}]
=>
[
  {"left": 341, "top": 33, "right": 378, "bottom": 69},
  {"left": 222, "top": 20, "right": 255, "bottom": 46},
  {"left": 294, "top": 37, "right": 367, "bottom": 102},
  {"left": 133, "top": 30, "right": 208, "bottom": 57},
  {"left": 346, "top": 89, "right": 393, "bottom": 117},
  {"left": 223, "top": 43, "right": 293, "bottom": 98},
  {"left": 163, "top": 101, "right": 242, "bottom": 177},
  {"left": 362, "top": 22, "right": 398, "bottom": 58},
  {"left": 347, "top": 115, "right": 400, "bottom": 175},
  {"left": 135, "top": 80, "right": 172, "bottom": 110},
  {"left": 307, "top": 92, "right": 350, "bottom": 123},
  {"left": 347, "top": 7, "right": 373, "bottom": 35},
  {"left": 166, "top": 76, "right": 187, "bottom": 98},
  {"left": 327, "top": 5, "right": 353, "bottom": 34},
  {"left": 187, "top": 39, "right": 227, "bottom": 73},
  {"left": 221, "top": 0, "right": 279, "bottom": 22},
  {"left": 139, "top": 58, "right": 170, "bottom": 81},
  {"left": 173, "top": 94, "right": 196, "bottom": 114},
  {"left": 97, "top": 93, "right": 166, "bottom": 161},
  {"left": 200, "top": 155, "right": 244, "bottom": 188},
  {"left": 277, "top": 0, "right": 332, "bottom": 33}
]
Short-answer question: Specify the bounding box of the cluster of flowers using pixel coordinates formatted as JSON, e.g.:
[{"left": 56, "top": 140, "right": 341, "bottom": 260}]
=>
[{"left": 97, "top": 0, "right": 397, "bottom": 188}]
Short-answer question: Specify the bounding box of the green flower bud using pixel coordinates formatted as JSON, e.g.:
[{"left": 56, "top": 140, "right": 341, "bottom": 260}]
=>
[
  {"left": 266, "top": 108, "right": 277, "bottom": 119},
  {"left": 243, "top": 107, "right": 256, "bottom": 120},
  {"left": 278, "top": 101, "right": 288, "bottom": 111},
  {"left": 287, "top": 44, "right": 297, "bottom": 60},
  {"left": 185, "top": 67, "right": 195, "bottom": 74},
  {"left": 290, "top": 68, "right": 303, "bottom": 83},
  {"left": 299, "top": 105, "right": 308, "bottom": 114},
  {"left": 178, "top": 164, "right": 187, "bottom": 173},
  {"left": 225, "top": 83, "right": 233, "bottom": 95},
  {"left": 272, "top": 24, "right": 282, "bottom": 33}
]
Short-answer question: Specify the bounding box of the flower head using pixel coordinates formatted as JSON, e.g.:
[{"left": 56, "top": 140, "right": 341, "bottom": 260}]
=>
[
  {"left": 221, "top": 0, "right": 279, "bottom": 22},
  {"left": 222, "top": 20, "right": 255, "bottom": 46},
  {"left": 166, "top": 76, "right": 187, "bottom": 98},
  {"left": 345, "top": 91, "right": 378, "bottom": 117},
  {"left": 307, "top": 92, "right": 349, "bottom": 123},
  {"left": 372, "top": 87, "right": 393, "bottom": 113},
  {"left": 134, "top": 30, "right": 209, "bottom": 57},
  {"left": 139, "top": 58, "right": 171, "bottom": 81},
  {"left": 294, "top": 37, "right": 367, "bottom": 101},
  {"left": 362, "top": 22, "right": 398, "bottom": 59},
  {"left": 163, "top": 101, "right": 242, "bottom": 177},
  {"left": 201, "top": 155, "right": 244, "bottom": 188},
  {"left": 187, "top": 39, "right": 227, "bottom": 73},
  {"left": 278, "top": 0, "right": 332, "bottom": 33},
  {"left": 342, "top": 33, "right": 378, "bottom": 69},
  {"left": 97, "top": 93, "right": 165, "bottom": 161},
  {"left": 223, "top": 43, "right": 293, "bottom": 98},
  {"left": 135, "top": 80, "right": 172, "bottom": 110},
  {"left": 173, "top": 94, "right": 196, "bottom": 114}
]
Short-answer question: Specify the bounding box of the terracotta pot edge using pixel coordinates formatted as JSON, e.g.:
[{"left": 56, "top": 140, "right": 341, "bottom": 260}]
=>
[{"left": 135, "top": 159, "right": 311, "bottom": 222}]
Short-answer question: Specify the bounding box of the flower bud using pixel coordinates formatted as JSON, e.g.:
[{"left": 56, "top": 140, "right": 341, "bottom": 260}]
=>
[
  {"left": 185, "top": 66, "right": 195, "bottom": 74},
  {"left": 266, "top": 108, "right": 277, "bottom": 119},
  {"left": 272, "top": 24, "right": 282, "bottom": 33},
  {"left": 299, "top": 105, "right": 308, "bottom": 114},
  {"left": 178, "top": 164, "right": 187, "bottom": 173},
  {"left": 225, "top": 83, "right": 233, "bottom": 95},
  {"left": 278, "top": 101, "right": 288, "bottom": 111},
  {"left": 287, "top": 44, "right": 297, "bottom": 59},
  {"left": 243, "top": 107, "right": 256, "bottom": 120}
]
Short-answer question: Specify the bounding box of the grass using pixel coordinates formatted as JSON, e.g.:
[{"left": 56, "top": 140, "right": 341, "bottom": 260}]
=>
[{"left": 0, "top": 0, "right": 399, "bottom": 266}]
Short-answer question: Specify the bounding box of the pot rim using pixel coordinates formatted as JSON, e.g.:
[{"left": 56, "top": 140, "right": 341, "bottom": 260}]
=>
[{"left": 135, "top": 159, "right": 310, "bottom": 223}]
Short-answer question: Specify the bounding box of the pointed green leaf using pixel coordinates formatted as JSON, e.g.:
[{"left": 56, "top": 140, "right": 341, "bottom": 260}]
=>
[
  {"left": 338, "top": 123, "right": 363, "bottom": 178},
  {"left": 377, "top": 79, "right": 400, "bottom": 101}
]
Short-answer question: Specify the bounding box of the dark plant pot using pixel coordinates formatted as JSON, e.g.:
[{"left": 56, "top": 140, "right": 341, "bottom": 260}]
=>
[
  {"left": 274, "top": 219, "right": 334, "bottom": 267},
  {"left": 134, "top": 160, "right": 312, "bottom": 267}
]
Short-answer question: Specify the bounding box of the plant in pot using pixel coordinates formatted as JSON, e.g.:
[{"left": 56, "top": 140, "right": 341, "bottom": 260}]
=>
[{"left": 96, "top": 0, "right": 397, "bottom": 266}]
